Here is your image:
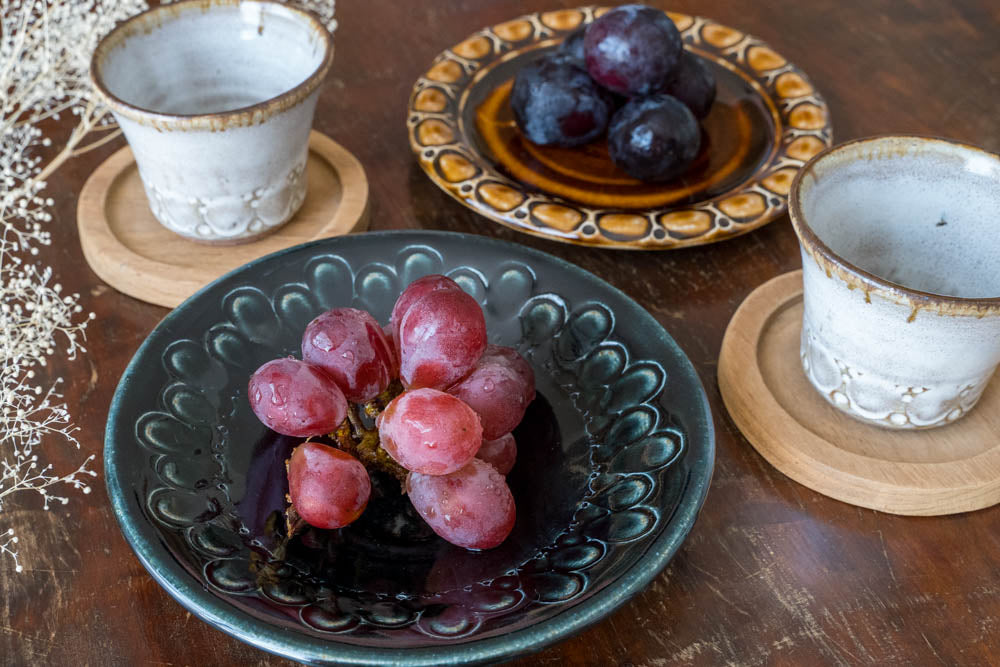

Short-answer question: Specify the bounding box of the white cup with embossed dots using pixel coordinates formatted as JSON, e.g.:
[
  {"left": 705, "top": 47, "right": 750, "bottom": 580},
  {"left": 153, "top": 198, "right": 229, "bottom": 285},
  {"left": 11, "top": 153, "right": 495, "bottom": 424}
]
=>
[
  {"left": 789, "top": 135, "right": 1000, "bottom": 429},
  {"left": 91, "top": 0, "right": 333, "bottom": 244}
]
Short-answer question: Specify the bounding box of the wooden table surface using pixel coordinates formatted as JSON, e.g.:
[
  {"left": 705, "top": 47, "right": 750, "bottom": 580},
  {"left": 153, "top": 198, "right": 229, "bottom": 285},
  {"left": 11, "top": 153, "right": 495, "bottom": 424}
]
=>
[{"left": 5, "top": 1, "right": 1000, "bottom": 665}]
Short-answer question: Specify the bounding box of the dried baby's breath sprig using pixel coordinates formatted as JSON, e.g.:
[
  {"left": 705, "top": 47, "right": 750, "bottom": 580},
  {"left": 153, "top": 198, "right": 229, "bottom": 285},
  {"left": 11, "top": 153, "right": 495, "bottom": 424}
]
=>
[
  {"left": 0, "top": 0, "right": 145, "bottom": 571},
  {"left": 1, "top": 528, "right": 20, "bottom": 573},
  {"left": 293, "top": 0, "right": 338, "bottom": 33},
  {"left": 0, "top": 0, "right": 337, "bottom": 570},
  {"left": 0, "top": 231, "right": 99, "bottom": 570},
  {"left": 156, "top": 0, "right": 337, "bottom": 33},
  {"left": 1, "top": 0, "right": 150, "bottom": 199}
]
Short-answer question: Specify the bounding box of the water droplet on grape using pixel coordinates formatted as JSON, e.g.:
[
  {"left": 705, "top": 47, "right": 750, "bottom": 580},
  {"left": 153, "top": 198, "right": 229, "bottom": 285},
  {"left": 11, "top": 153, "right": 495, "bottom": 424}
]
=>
[
  {"left": 269, "top": 383, "right": 285, "bottom": 406},
  {"left": 482, "top": 380, "right": 495, "bottom": 392},
  {"left": 313, "top": 331, "right": 333, "bottom": 351},
  {"left": 253, "top": 390, "right": 261, "bottom": 403},
  {"left": 341, "top": 350, "right": 355, "bottom": 362},
  {"left": 426, "top": 441, "right": 437, "bottom": 449}
]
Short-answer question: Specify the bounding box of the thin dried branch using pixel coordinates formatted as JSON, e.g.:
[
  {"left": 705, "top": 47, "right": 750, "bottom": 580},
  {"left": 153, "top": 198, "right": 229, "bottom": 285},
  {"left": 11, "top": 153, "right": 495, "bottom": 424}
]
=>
[{"left": 0, "top": 0, "right": 336, "bottom": 570}]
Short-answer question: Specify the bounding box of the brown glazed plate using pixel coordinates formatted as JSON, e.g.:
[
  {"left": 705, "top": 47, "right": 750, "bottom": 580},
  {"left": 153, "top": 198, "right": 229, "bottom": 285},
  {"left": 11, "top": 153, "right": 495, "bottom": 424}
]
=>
[{"left": 407, "top": 7, "right": 833, "bottom": 249}]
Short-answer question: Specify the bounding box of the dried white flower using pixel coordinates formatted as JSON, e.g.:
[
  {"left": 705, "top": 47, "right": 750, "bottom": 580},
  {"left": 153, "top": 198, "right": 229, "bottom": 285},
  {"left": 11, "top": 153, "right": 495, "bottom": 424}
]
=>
[
  {"left": 0, "top": 232, "right": 101, "bottom": 569},
  {"left": 0, "top": 0, "right": 335, "bottom": 570},
  {"left": 158, "top": 0, "right": 338, "bottom": 32},
  {"left": 292, "top": 0, "right": 338, "bottom": 33},
  {"left": 1, "top": 528, "right": 21, "bottom": 572},
  {"left": 0, "top": 0, "right": 146, "bottom": 570}
]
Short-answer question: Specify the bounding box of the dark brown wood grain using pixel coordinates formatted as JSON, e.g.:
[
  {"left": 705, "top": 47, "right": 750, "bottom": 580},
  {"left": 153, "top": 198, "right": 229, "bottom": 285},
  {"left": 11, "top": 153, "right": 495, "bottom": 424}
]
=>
[{"left": 3, "top": 1, "right": 1000, "bottom": 665}]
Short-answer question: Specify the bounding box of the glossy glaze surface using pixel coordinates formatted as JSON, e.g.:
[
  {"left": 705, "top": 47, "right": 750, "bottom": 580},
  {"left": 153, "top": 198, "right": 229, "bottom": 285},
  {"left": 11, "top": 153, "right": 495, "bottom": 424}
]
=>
[
  {"left": 91, "top": 0, "right": 333, "bottom": 242},
  {"left": 791, "top": 136, "right": 1000, "bottom": 429}
]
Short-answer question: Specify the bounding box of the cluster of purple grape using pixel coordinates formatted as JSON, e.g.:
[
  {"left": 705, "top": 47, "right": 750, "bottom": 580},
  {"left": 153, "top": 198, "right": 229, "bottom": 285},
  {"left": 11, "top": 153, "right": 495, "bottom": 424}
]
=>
[
  {"left": 248, "top": 275, "right": 535, "bottom": 550},
  {"left": 511, "top": 4, "right": 715, "bottom": 182}
]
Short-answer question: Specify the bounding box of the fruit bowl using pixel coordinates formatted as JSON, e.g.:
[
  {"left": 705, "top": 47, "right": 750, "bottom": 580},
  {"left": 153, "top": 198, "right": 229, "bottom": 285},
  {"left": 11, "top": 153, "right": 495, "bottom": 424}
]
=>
[
  {"left": 105, "top": 231, "right": 714, "bottom": 664},
  {"left": 407, "top": 7, "right": 833, "bottom": 249}
]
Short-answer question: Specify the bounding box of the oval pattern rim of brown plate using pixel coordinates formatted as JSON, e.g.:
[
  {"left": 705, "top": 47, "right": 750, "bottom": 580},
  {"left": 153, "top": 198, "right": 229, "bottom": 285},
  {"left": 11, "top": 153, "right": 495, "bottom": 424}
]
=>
[{"left": 407, "top": 6, "right": 834, "bottom": 250}]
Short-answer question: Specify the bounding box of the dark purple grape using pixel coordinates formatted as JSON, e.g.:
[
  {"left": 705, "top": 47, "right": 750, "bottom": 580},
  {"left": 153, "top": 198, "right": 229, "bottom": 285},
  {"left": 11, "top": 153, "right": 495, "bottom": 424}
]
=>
[
  {"left": 661, "top": 50, "right": 716, "bottom": 119},
  {"left": 584, "top": 5, "right": 682, "bottom": 96},
  {"left": 511, "top": 53, "right": 612, "bottom": 148},
  {"left": 558, "top": 26, "right": 587, "bottom": 64},
  {"left": 608, "top": 95, "right": 700, "bottom": 182}
]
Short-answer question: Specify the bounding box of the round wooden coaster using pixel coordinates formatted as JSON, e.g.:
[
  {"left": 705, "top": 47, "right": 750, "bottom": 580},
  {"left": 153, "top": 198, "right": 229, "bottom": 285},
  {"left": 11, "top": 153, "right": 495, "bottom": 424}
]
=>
[
  {"left": 78, "top": 130, "right": 369, "bottom": 308},
  {"left": 718, "top": 270, "right": 1000, "bottom": 516}
]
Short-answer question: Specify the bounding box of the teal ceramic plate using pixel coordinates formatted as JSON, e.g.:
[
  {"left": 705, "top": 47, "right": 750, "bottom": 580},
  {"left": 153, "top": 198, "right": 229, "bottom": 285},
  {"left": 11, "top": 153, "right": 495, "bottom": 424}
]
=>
[{"left": 105, "top": 231, "right": 714, "bottom": 664}]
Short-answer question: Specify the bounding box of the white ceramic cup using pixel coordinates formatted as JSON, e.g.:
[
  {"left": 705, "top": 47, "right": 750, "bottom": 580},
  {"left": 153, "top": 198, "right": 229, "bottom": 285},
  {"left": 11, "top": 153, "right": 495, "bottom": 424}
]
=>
[
  {"left": 91, "top": 0, "right": 333, "bottom": 244},
  {"left": 789, "top": 136, "right": 1000, "bottom": 429}
]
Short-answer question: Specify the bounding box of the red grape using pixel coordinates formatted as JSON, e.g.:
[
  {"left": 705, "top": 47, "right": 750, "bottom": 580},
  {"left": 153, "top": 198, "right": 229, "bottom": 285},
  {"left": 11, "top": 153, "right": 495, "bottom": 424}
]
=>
[
  {"left": 248, "top": 358, "right": 347, "bottom": 437},
  {"left": 382, "top": 324, "right": 400, "bottom": 379},
  {"left": 377, "top": 388, "right": 482, "bottom": 475},
  {"left": 447, "top": 345, "right": 535, "bottom": 440},
  {"left": 477, "top": 433, "right": 516, "bottom": 475},
  {"left": 287, "top": 442, "right": 371, "bottom": 529},
  {"left": 406, "top": 458, "right": 516, "bottom": 549},
  {"left": 479, "top": 345, "right": 536, "bottom": 400},
  {"left": 390, "top": 274, "right": 461, "bottom": 349},
  {"left": 398, "top": 288, "right": 487, "bottom": 390},
  {"left": 301, "top": 307, "right": 395, "bottom": 403}
]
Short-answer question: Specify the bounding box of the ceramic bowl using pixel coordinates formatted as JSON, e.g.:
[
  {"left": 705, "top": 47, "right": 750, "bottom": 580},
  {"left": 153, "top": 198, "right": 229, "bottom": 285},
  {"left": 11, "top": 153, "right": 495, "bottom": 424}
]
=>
[
  {"left": 104, "top": 231, "right": 714, "bottom": 664},
  {"left": 407, "top": 7, "right": 832, "bottom": 249},
  {"left": 790, "top": 136, "right": 1000, "bottom": 429},
  {"left": 90, "top": 0, "right": 333, "bottom": 244}
]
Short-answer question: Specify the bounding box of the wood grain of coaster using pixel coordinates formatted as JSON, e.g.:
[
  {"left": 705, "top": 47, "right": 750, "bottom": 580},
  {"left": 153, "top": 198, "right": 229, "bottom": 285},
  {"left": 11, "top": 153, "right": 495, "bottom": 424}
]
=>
[
  {"left": 77, "top": 130, "right": 369, "bottom": 308},
  {"left": 719, "top": 270, "right": 1000, "bottom": 516}
]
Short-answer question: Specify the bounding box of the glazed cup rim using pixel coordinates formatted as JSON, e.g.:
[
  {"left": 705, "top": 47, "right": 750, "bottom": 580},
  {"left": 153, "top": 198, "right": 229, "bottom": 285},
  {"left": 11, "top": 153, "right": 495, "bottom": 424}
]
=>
[
  {"left": 788, "top": 134, "right": 1000, "bottom": 315},
  {"left": 89, "top": 0, "right": 334, "bottom": 130}
]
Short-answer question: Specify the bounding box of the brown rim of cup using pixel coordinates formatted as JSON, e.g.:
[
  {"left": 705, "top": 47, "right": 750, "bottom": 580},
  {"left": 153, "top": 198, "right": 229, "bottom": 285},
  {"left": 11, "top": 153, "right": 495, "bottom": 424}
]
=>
[
  {"left": 89, "top": 0, "right": 334, "bottom": 131},
  {"left": 788, "top": 134, "right": 1000, "bottom": 317}
]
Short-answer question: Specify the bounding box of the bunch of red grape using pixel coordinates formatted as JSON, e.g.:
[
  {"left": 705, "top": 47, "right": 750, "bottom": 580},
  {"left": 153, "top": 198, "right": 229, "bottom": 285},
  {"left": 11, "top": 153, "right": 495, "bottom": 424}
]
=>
[
  {"left": 511, "top": 4, "right": 715, "bottom": 182},
  {"left": 248, "top": 275, "right": 535, "bottom": 550}
]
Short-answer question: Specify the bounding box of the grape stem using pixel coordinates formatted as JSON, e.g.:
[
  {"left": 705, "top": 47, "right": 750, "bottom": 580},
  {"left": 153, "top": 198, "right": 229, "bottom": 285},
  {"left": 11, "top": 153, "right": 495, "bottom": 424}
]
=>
[
  {"left": 328, "top": 381, "right": 408, "bottom": 484},
  {"left": 279, "top": 382, "right": 409, "bottom": 548},
  {"left": 283, "top": 499, "right": 307, "bottom": 540}
]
